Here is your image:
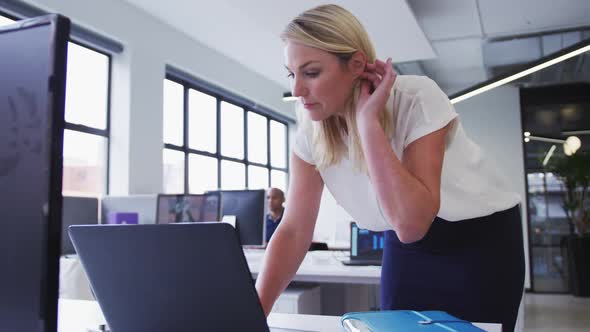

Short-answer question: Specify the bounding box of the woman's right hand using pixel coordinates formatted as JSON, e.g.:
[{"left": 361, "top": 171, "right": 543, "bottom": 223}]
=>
[{"left": 356, "top": 58, "right": 397, "bottom": 126}]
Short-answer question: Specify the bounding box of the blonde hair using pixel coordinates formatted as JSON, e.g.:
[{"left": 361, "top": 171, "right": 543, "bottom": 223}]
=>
[{"left": 282, "top": 4, "right": 394, "bottom": 172}]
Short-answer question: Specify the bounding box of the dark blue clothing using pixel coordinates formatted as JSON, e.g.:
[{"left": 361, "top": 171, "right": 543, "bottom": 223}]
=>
[
  {"left": 380, "top": 205, "right": 524, "bottom": 332},
  {"left": 265, "top": 213, "right": 283, "bottom": 243}
]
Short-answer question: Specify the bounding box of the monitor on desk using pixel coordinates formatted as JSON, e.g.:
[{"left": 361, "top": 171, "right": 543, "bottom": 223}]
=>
[
  {"left": 101, "top": 194, "right": 158, "bottom": 224},
  {"left": 155, "top": 193, "right": 222, "bottom": 224},
  {"left": 61, "top": 196, "right": 99, "bottom": 255},
  {"left": 342, "top": 222, "right": 384, "bottom": 266},
  {"left": 208, "top": 189, "right": 267, "bottom": 246},
  {"left": 0, "top": 15, "right": 70, "bottom": 332}
]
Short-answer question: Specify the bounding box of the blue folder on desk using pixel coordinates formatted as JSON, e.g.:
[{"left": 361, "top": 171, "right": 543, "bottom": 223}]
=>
[{"left": 341, "top": 310, "right": 486, "bottom": 332}]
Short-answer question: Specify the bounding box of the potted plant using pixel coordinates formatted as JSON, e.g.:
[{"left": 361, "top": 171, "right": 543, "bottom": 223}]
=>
[{"left": 549, "top": 151, "right": 590, "bottom": 296}]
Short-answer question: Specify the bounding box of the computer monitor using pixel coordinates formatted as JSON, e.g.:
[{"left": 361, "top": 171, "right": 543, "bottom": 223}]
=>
[
  {"left": 101, "top": 194, "right": 158, "bottom": 224},
  {"left": 0, "top": 15, "right": 70, "bottom": 332},
  {"left": 61, "top": 196, "right": 99, "bottom": 255},
  {"left": 156, "top": 193, "right": 222, "bottom": 224},
  {"left": 209, "top": 189, "right": 267, "bottom": 246},
  {"left": 351, "top": 222, "right": 384, "bottom": 259}
]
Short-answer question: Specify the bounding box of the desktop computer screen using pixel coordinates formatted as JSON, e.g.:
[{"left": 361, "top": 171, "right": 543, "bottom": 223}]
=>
[
  {"left": 351, "top": 222, "right": 384, "bottom": 258},
  {"left": 61, "top": 196, "right": 99, "bottom": 255},
  {"left": 0, "top": 15, "right": 70, "bottom": 332},
  {"left": 156, "top": 193, "right": 222, "bottom": 224},
  {"left": 209, "top": 189, "right": 266, "bottom": 246}
]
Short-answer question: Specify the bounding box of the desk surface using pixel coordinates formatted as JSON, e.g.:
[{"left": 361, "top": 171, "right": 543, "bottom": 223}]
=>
[
  {"left": 245, "top": 249, "right": 382, "bottom": 284},
  {"left": 57, "top": 299, "right": 340, "bottom": 332},
  {"left": 58, "top": 299, "right": 500, "bottom": 332}
]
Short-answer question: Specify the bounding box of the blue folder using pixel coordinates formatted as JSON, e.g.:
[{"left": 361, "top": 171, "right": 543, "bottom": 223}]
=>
[{"left": 341, "top": 310, "right": 486, "bottom": 331}]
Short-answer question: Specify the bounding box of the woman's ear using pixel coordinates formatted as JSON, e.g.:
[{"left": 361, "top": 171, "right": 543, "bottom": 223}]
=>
[{"left": 348, "top": 51, "right": 367, "bottom": 77}]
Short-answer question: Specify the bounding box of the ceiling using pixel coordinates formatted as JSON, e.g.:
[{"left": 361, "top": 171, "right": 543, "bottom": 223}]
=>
[
  {"left": 121, "top": 0, "right": 590, "bottom": 94},
  {"left": 121, "top": 0, "right": 435, "bottom": 90},
  {"left": 407, "top": 0, "right": 590, "bottom": 94}
]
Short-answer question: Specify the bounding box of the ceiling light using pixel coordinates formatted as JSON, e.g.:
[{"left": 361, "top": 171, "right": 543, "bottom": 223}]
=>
[
  {"left": 564, "top": 136, "right": 582, "bottom": 154},
  {"left": 524, "top": 132, "right": 531, "bottom": 137},
  {"left": 524, "top": 137, "right": 530, "bottom": 142},
  {"left": 564, "top": 143, "right": 574, "bottom": 156},
  {"left": 450, "top": 40, "right": 590, "bottom": 104},
  {"left": 542, "top": 145, "right": 556, "bottom": 166},
  {"left": 283, "top": 92, "right": 297, "bottom": 102}
]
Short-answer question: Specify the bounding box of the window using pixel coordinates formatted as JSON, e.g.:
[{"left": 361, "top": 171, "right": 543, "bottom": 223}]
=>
[
  {"left": 1, "top": 13, "right": 111, "bottom": 198},
  {"left": 62, "top": 42, "right": 110, "bottom": 197},
  {"left": 162, "top": 76, "right": 290, "bottom": 194}
]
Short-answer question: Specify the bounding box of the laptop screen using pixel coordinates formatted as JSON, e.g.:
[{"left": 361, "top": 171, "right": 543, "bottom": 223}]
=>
[{"left": 350, "top": 222, "right": 384, "bottom": 259}]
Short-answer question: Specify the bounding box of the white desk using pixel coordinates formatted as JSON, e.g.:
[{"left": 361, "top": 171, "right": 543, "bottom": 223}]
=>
[
  {"left": 244, "top": 249, "right": 381, "bottom": 284},
  {"left": 58, "top": 299, "right": 500, "bottom": 332},
  {"left": 57, "top": 298, "right": 340, "bottom": 332}
]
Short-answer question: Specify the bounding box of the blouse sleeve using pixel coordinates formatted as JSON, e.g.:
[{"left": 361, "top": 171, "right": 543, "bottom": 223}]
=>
[
  {"left": 292, "top": 126, "right": 316, "bottom": 165},
  {"left": 402, "top": 77, "right": 458, "bottom": 149}
]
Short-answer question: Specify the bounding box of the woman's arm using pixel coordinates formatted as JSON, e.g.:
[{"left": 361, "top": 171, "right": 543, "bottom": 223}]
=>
[
  {"left": 358, "top": 118, "right": 447, "bottom": 244},
  {"left": 356, "top": 58, "right": 447, "bottom": 243},
  {"left": 255, "top": 153, "right": 324, "bottom": 316}
]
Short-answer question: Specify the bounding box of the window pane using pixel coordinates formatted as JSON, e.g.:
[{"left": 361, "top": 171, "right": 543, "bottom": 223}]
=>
[
  {"left": 0, "top": 15, "right": 14, "bottom": 26},
  {"left": 247, "top": 112, "right": 267, "bottom": 164},
  {"left": 62, "top": 130, "right": 107, "bottom": 197},
  {"left": 189, "top": 154, "right": 218, "bottom": 194},
  {"left": 270, "top": 120, "right": 287, "bottom": 168},
  {"left": 221, "top": 160, "right": 245, "bottom": 190},
  {"left": 65, "top": 43, "right": 109, "bottom": 130},
  {"left": 248, "top": 165, "right": 269, "bottom": 190},
  {"left": 163, "top": 149, "right": 184, "bottom": 194},
  {"left": 163, "top": 79, "right": 184, "bottom": 146},
  {"left": 188, "top": 89, "right": 217, "bottom": 153},
  {"left": 271, "top": 170, "right": 287, "bottom": 193},
  {"left": 220, "top": 101, "right": 244, "bottom": 159}
]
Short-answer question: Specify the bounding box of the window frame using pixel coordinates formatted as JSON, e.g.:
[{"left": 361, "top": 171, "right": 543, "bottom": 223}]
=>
[{"left": 164, "top": 73, "right": 290, "bottom": 194}]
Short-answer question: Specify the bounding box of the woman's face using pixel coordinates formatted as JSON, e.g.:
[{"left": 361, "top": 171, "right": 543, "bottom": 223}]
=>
[{"left": 284, "top": 41, "right": 358, "bottom": 121}]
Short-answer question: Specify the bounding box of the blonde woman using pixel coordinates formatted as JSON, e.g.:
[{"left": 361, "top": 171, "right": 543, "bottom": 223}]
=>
[{"left": 256, "top": 4, "right": 524, "bottom": 331}]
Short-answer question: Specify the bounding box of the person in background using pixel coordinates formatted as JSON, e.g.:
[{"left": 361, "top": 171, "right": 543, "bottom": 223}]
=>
[{"left": 265, "top": 188, "right": 285, "bottom": 243}]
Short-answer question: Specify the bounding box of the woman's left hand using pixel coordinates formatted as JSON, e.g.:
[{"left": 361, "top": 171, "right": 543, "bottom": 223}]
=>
[{"left": 356, "top": 58, "right": 397, "bottom": 125}]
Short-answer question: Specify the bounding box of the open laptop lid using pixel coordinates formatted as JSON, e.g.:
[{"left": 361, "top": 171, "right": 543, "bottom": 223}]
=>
[
  {"left": 0, "top": 14, "right": 70, "bottom": 332},
  {"left": 69, "top": 223, "right": 270, "bottom": 332},
  {"left": 349, "top": 222, "right": 384, "bottom": 260}
]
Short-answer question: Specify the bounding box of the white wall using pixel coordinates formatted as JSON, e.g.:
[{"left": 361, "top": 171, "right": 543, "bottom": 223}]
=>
[
  {"left": 453, "top": 85, "right": 530, "bottom": 289},
  {"left": 23, "top": 0, "right": 294, "bottom": 195}
]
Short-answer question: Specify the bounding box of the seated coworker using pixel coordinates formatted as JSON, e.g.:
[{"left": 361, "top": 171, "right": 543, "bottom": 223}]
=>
[
  {"left": 265, "top": 188, "right": 285, "bottom": 242},
  {"left": 255, "top": 4, "right": 525, "bottom": 332}
]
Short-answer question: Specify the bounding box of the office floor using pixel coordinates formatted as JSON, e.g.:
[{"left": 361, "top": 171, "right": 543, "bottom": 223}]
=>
[{"left": 524, "top": 294, "right": 590, "bottom": 332}]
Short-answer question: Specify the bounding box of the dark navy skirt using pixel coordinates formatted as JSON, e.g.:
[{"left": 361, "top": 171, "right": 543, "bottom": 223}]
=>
[{"left": 380, "top": 205, "right": 525, "bottom": 332}]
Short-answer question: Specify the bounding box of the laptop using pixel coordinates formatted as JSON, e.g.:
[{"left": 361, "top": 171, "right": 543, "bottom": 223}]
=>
[
  {"left": 69, "top": 223, "right": 314, "bottom": 332},
  {"left": 342, "top": 222, "right": 384, "bottom": 266}
]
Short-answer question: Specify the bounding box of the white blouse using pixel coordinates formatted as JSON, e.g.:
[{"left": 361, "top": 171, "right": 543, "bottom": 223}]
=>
[{"left": 293, "top": 75, "right": 520, "bottom": 231}]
